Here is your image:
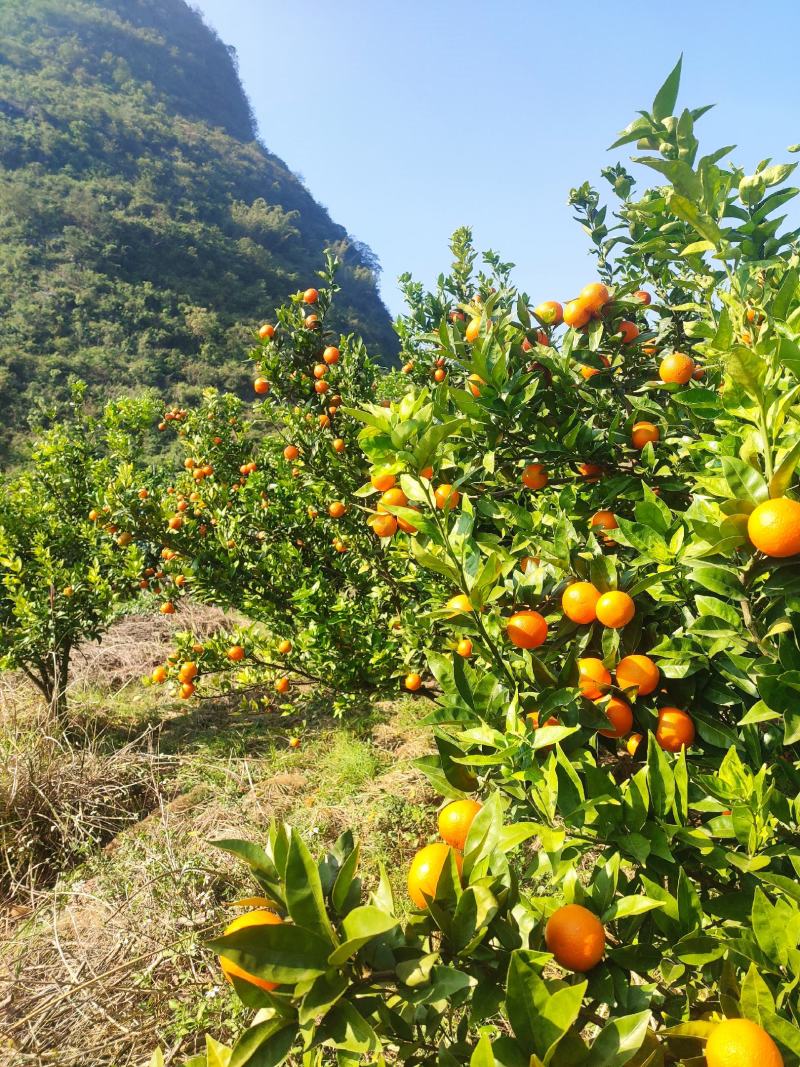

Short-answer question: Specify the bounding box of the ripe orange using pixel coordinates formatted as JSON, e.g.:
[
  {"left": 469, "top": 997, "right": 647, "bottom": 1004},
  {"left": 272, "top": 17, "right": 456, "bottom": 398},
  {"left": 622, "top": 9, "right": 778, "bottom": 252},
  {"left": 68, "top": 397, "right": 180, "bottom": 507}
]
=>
[
  {"left": 333, "top": 438, "right": 345, "bottom": 453},
  {"left": 595, "top": 591, "right": 635, "bottom": 629},
  {"left": 219, "top": 910, "right": 282, "bottom": 992},
  {"left": 520, "top": 555, "right": 540, "bottom": 572},
  {"left": 616, "top": 655, "right": 660, "bottom": 696},
  {"left": 456, "top": 638, "right": 473, "bottom": 658},
  {"left": 138, "top": 488, "right": 149, "bottom": 499},
  {"left": 289, "top": 736, "right": 301, "bottom": 749},
  {"left": 521, "top": 463, "right": 548, "bottom": 490},
  {"left": 277, "top": 639, "right": 292, "bottom": 655},
  {"left": 465, "top": 319, "right": 481, "bottom": 343},
  {"left": 507, "top": 610, "right": 548, "bottom": 649},
  {"left": 313, "top": 363, "right": 327, "bottom": 379},
  {"left": 227, "top": 645, "right": 245, "bottom": 662},
  {"left": 275, "top": 677, "right": 290, "bottom": 694},
  {"left": 402, "top": 361, "right": 414, "bottom": 374},
  {"left": 433, "top": 368, "right": 446, "bottom": 383},
  {"left": 578, "top": 462, "right": 603, "bottom": 481},
  {"left": 407, "top": 843, "right": 462, "bottom": 908},
  {"left": 371, "top": 472, "right": 396, "bottom": 492},
  {"left": 563, "top": 297, "right": 593, "bottom": 329},
  {"left": 419, "top": 466, "right": 434, "bottom": 481},
  {"left": 405, "top": 672, "right": 422, "bottom": 691},
  {"left": 598, "top": 696, "right": 633, "bottom": 738},
  {"left": 160, "top": 602, "right": 175, "bottom": 615},
  {"left": 705, "top": 1018, "right": 783, "bottom": 1067},
  {"left": 580, "top": 354, "right": 610, "bottom": 380},
  {"left": 152, "top": 666, "right": 168, "bottom": 684},
  {"left": 168, "top": 516, "right": 183, "bottom": 531},
  {"left": 314, "top": 380, "right": 329, "bottom": 394},
  {"left": 634, "top": 290, "right": 651, "bottom": 305},
  {"left": 527, "top": 711, "right": 559, "bottom": 730},
  {"left": 545, "top": 903, "right": 605, "bottom": 971},
  {"left": 438, "top": 799, "right": 481, "bottom": 850},
  {"left": 117, "top": 531, "right": 133, "bottom": 546},
  {"left": 659, "top": 352, "right": 695, "bottom": 384},
  {"left": 370, "top": 513, "right": 398, "bottom": 538},
  {"left": 626, "top": 732, "right": 644, "bottom": 756},
  {"left": 397, "top": 508, "right": 419, "bottom": 534},
  {"left": 577, "top": 657, "right": 612, "bottom": 699},
  {"left": 434, "top": 484, "right": 460, "bottom": 510},
  {"left": 618, "top": 320, "right": 639, "bottom": 343},
  {"left": 323, "top": 346, "right": 340, "bottom": 365},
  {"left": 534, "top": 300, "right": 563, "bottom": 326},
  {"left": 468, "top": 373, "right": 484, "bottom": 397},
  {"left": 328, "top": 501, "right": 346, "bottom": 519},
  {"left": 562, "top": 582, "right": 601, "bottom": 624},
  {"left": 747, "top": 498, "right": 800, "bottom": 557},
  {"left": 253, "top": 378, "right": 270, "bottom": 395},
  {"left": 179, "top": 682, "right": 195, "bottom": 699},
  {"left": 446, "top": 594, "right": 473, "bottom": 616},
  {"left": 580, "top": 282, "right": 610, "bottom": 312},
  {"left": 631, "top": 422, "right": 660, "bottom": 449},
  {"left": 178, "top": 661, "right": 198, "bottom": 684},
  {"left": 379, "top": 487, "right": 408, "bottom": 511},
  {"left": 656, "top": 707, "right": 695, "bottom": 752},
  {"left": 590, "top": 510, "right": 618, "bottom": 533},
  {"left": 303, "top": 287, "right": 319, "bottom": 304},
  {"left": 333, "top": 538, "right": 347, "bottom": 553},
  {"left": 258, "top": 323, "right": 275, "bottom": 340}
]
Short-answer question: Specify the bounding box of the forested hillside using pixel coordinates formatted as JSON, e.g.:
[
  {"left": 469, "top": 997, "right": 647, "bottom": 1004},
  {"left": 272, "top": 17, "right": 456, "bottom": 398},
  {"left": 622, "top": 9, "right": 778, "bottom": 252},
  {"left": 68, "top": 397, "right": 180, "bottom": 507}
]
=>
[{"left": 0, "top": 0, "right": 397, "bottom": 460}]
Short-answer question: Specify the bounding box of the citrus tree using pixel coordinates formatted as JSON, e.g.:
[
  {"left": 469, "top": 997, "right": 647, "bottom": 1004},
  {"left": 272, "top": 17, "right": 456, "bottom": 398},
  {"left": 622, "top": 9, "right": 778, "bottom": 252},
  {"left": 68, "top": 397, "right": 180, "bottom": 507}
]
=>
[
  {"left": 0, "top": 387, "right": 157, "bottom": 719},
  {"left": 152, "top": 61, "right": 800, "bottom": 1066}
]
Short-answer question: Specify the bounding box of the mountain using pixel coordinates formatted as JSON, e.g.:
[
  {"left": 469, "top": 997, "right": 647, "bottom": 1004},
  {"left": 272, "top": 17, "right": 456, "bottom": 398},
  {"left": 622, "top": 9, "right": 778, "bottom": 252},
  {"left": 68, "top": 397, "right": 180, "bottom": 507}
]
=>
[{"left": 0, "top": 0, "right": 398, "bottom": 460}]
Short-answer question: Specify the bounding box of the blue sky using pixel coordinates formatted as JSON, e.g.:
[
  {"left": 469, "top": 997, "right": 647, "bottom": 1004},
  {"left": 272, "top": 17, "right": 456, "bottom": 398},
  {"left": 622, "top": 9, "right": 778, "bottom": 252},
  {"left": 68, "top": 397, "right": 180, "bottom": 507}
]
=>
[{"left": 193, "top": 0, "right": 800, "bottom": 317}]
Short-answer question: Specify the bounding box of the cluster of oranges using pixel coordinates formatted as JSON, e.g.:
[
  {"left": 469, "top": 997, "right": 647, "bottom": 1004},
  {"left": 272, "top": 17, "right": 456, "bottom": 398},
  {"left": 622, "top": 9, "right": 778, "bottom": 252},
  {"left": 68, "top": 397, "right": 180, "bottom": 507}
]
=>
[{"left": 150, "top": 639, "right": 295, "bottom": 705}]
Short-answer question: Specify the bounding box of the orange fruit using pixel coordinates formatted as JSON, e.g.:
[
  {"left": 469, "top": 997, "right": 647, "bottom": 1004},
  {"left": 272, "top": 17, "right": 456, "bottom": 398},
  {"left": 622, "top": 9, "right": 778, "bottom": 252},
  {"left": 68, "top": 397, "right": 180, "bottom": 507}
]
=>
[
  {"left": 219, "top": 910, "right": 282, "bottom": 992},
  {"left": 580, "top": 354, "right": 610, "bottom": 380},
  {"left": 616, "top": 655, "right": 660, "bottom": 696},
  {"left": 405, "top": 672, "right": 422, "bottom": 691},
  {"left": 577, "top": 463, "right": 603, "bottom": 481},
  {"left": 446, "top": 594, "right": 473, "bottom": 616},
  {"left": 595, "top": 591, "right": 635, "bottom": 629},
  {"left": 179, "top": 682, "right": 195, "bottom": 699},
  {"left": 580, "top": 282, "right": 610, "bottom": 311},
  {"left": 397, "top": 508, "right": 419, "bottom": 534},
  {"left": 545, "top": 903, "right": 605, "bottom": 972},
  {"left": 314, "top": 380, "right": 329, "bottom": 394},
  {"left": 659, "top": 352, "right": 695, "bottom": 384},
  {"left": 590, "top": 510, "right": 618, "bottom": 533},
  {"left": 313, "top": 363, "right": 327, "bottom": 379},
  {"left": 303, "top": 287, "right": 319, "bottom": 304},
  {"left": 323, "top": 346, "right": 340, "bottom": 364},
  {"left": 379, "top": 487, "right": 408, "bottom": 512},
  {"left": 253, "top": 378, "right": 270, "bottom": 394},
  {"left": 152, "top": 666, "right": 168, "bottom": 684},
  {"left": 618, "top": 320, "right": 639, "bottom": 343},
  {"left": 705, "top": 1018, "right": 783, "bottom": 1067},
  {"left": 521, "top": 463, "right": 548, "bottom": 490},
  {"left": 507, "top": 610, "right": 548, "bottom": 649},
  {"left": 438, "top": 799, "right": 482, "bottom": 850},
  {"left": 468, "top": 373, "right": 484, "bottom": 397},
  {"left": 534, "top": 300, "right": 563, "bottom": 326},
  {"left": 631, "top": 422, "right": 660, "bottom": 449},
  {"left": 402, "top": 361, "right": 414, "bottom": 374},
  {"left": 563, "top": 297, "right": 593, "bottom": 329},
  {"left": 370, "top": 513, "right": 398, "bottom": 538},
  {"left": 371, "top": 472, "right": 396, "bottom": 492},
  {"left": 747, "top": 498, "right": 800, "bottom": 557},
  {"left": 333, "top": 438, "right": 346, "bottom": 453},
  {"left": 289, "top": 736, "right": 301, "bottom": 749},
  {"left": 656, "top": 707, "right": 695, "bottom": 752},
  {"left": 527, "top": 711, "right": 559, "bottom": 730},
  {"left": 258, "top": 323, "right": 275, "bottom": 340},
  {"left": 275, "top": 677, "right": 290, "bottom": 694},
  {"left": 160, "top": 602, "right": 175, "bottom": 615},
  {"left": 465, "top": 319, "right": 481, "bottom": 343},
  {"left": 168, "top": 516, "right": 183, "bottom": 531},
  {"left": 138, "top": 488, "right": 149, "bottom": 499},
  {"left": 598, "top": 696, "right": 633, "bottom": 738},
  {"left": 328, "top": 501, "right": 346, "bottom": 519},
  {"left": 117, "top": 531, "right": 133, "bottom": 546},
  {"left": 407, "top": 843, "right": 463, "bottom": 908},
  {"left": 178, "top": 662, "right": 198, "bottom": 684},
  {"left": 456, "top": 638, "right": 473, "bottom": 658},
  {"left": 278, "top": 639, "right": 292, "bottom": 655},
  {"left": 435, "top": 484, "right": 460, "bottom": 510},
  {"left": 520, "top": 556, "right": 540, "bottom": 572},
  {"left": 227, "top": 645, "right": 245, "bottom": 662},
  {"left": 562, "top": 582, "right": 601, "bottom": 625},
  {"left": 577, "top": 657, "right": 612, "bottom": 699},
  {"left": 433, "top": 368, "right": 446, "bottom": 383},
  {"left": 419, "top": 466, "right": 434, "bottom": 481},
  {"left": 634, "top": 290, "right": 651, "bottom": 305},
  {"left": 626, "top": 732, "right": 644, "bottom": 756}
]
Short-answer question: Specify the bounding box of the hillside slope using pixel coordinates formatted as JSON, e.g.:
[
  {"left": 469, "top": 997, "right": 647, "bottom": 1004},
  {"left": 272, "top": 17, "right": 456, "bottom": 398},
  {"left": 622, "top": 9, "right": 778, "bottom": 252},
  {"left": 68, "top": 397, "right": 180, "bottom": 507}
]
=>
[{"left": 0, "top": 0, "right": 398, "bottom": 459}]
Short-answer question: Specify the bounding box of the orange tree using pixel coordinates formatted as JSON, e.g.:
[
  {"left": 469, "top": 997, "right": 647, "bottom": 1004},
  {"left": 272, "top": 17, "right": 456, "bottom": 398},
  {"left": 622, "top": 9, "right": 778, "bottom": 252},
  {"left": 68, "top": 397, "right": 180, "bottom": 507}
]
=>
[
  {"left": 0, "top": 387, "right": 157, "bottom": 719},
  {"left": 152, "top": 63, "right": 800, "bottom": 1065},
  {"left": 105, "top": 256, "right": 442, "bottom": 713}
]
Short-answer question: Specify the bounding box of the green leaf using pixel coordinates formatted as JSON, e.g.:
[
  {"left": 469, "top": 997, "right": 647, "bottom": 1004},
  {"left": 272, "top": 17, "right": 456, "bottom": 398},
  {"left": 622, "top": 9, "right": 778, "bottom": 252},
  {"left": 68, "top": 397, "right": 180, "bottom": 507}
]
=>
[
  {"left": 327, "top": 906, "right": 399, "bottom": 966},
  {"left": 769, "top": 437, "right": 800, "bottom": 498},
  {"left": 230, "top": 1022, "right": 295, "bottom": 1067},
  {"left": 720, "top": 456, "right": 769, "bottom": 505},
  {"left": 589, "top": 1011, "right": 651, "bottom": 1066},
  {"left": 652, "top": 55, "right": 682, "bottom": 120},
  {"left": 284, "top": 832, "right": 336, "bottom": 944},
  {"left": 208, "top": 923, "right": 330, "bottom": 985},
  {"left": 727, "top": 346, "right": 767, "bottom": 396},
  {"left": 603, "top": 896, "right": 665, "bottom": 921},
  {"left": 331, "top": 842, "right": 360, "bottom": 916},
  {"left": 740, "top": 962, "right": 776, "bottom": 1023},
  {"left": 298, "top": 971, "right": 348, "bottom": 1027},
  {"left": 470, "top": 1035, "right": 496, "bottom": 1067},
  {"left": 315, "top": 1001, "right": 380, "bottom": 1053},
  {"left": 506, "top": 950, "right": 586, "bottom": 1061}
]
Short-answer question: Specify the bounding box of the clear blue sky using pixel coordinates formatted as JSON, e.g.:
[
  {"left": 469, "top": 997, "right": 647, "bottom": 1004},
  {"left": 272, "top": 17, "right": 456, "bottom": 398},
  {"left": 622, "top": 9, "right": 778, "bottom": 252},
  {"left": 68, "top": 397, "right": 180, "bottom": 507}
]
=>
[{"left": 193, "top": 0, "right": 800, "bottom": 317}]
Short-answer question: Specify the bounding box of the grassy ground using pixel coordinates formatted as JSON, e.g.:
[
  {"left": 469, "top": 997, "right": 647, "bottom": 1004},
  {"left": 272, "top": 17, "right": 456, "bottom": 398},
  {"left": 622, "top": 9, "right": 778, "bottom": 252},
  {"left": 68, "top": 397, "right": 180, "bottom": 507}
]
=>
[{"left": 0, "top": 610, "right": 434, "bottom": 1067}]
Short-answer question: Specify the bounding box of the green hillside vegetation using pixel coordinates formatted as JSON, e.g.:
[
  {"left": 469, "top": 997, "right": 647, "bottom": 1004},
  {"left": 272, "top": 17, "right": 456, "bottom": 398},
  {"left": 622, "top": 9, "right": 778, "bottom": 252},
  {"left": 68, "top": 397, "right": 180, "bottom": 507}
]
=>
[{"left": 0, "top": 0, "right": 397, "bottom": 461}]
